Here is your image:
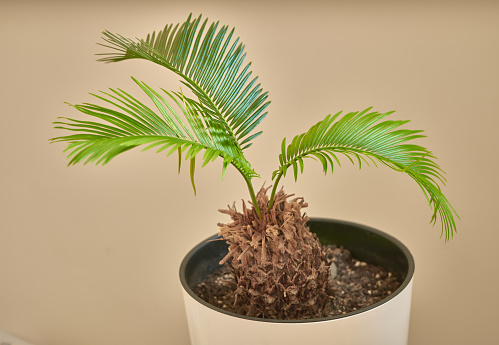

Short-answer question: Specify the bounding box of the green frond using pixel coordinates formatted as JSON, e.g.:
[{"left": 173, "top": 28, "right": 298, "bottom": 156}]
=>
[
  {"left": 96, "top": 13, "right": 270, "bottom": 152},
  {"left": 51, "top": 78, "right": 258, "bottom": 190},
  {"left": 271, "top": 108, "right": 459, "bottom": 240}
]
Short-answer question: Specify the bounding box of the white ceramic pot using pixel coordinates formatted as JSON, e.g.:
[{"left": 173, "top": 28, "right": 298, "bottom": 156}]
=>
[{"left": 180, "top": 219, "right": 415, "bottom": 345}]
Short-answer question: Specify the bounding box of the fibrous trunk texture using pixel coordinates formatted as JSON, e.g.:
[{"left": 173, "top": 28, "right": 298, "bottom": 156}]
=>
[{"left": 217, "top": 186, "right": 330, "bottom": 319}]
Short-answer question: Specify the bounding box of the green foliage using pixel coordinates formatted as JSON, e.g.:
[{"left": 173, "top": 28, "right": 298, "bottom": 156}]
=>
[
  {"left": 53, "top": 13, "right": 267, "bottom": 198},
  {"left": 97, "top": 13, "right": 269, "bottom": 152},
  {"left": 51, "top": 77, "right": 258, "bottom": 194},
  {"left": 52, "top": 13, "right": 458, "bottom": 239},
  {"left": 270, "top": 108, "right": 458, "bottom": 240}
]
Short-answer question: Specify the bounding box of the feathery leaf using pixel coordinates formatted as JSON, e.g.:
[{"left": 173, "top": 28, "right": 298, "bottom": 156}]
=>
[
  {"left": 96, "top": 13, "right": 270, "bottom": 152},
  {"left": 51, "top": 78, "right": 257, "bottom": 185},
  {"left": 272, "top": 108, "right": 458, "bottom": 240}
]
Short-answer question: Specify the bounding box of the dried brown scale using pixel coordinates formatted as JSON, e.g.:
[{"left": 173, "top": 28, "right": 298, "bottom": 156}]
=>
[{"left": 217, "top": 186, "right": 330, "bottom": 319}]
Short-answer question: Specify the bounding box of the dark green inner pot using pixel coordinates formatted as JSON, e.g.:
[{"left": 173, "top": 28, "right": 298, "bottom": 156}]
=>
[{"left": 179, "top": 218, "right": 415, "bottom": 322}]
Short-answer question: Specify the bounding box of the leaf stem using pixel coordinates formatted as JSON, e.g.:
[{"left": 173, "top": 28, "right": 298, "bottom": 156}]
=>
[
  {"left": 245, "top": 176, "right": 261, "bottom": 218},
  {"left": 232, "top": 163, "right": 261, "bottom": 218},
  {"left": 268, "top": 171, "right": 283, "bottom": 209}
]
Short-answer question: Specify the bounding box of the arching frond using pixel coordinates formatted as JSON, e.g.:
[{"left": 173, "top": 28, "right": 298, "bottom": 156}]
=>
[
  {"left": 271, "top": 108, "right": 458, "bottom": 240},
  {"left": 51, "top": 78, "right": 258, "bottom": 193},
  {"left": 97, "top": 13, "right": 270, "bottom": 152}
]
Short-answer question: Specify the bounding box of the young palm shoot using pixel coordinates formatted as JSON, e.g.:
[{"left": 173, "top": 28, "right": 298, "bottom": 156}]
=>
[{"left": 51, "top": 14, "right": 458, "bottom": 319}]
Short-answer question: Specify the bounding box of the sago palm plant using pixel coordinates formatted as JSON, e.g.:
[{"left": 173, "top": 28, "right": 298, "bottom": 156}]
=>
[{"left": 51, "top": 13, "right": 458, "bottom": 319}]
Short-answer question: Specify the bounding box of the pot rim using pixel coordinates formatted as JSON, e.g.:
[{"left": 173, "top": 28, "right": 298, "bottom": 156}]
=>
[{"left": 179, "top": 218, "right": 415, "bottom": 324}]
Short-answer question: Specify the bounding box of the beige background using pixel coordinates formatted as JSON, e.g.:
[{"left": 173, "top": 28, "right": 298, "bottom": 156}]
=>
[{"left": 1, "top": 0, "right": 497, "bottom": 344}]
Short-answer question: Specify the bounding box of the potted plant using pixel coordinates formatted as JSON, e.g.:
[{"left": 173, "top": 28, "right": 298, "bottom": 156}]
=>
[{"left": 51, "top": 13, "right": 458, "bottom": 345}]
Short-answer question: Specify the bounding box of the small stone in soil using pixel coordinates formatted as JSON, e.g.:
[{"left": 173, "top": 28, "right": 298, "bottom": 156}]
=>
[{"left": 330, "top": 262, "right": 338, "bottom": 280}]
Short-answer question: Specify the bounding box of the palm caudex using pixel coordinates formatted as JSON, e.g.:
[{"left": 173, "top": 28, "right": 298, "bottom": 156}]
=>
[{"left": 51, "top": 13, "right": 458, "bottom": 240}]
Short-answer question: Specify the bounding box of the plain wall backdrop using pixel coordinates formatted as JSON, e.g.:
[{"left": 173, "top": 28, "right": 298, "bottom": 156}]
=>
[{"left": 1, "top": 0, "right": 497, "bottom": 344}]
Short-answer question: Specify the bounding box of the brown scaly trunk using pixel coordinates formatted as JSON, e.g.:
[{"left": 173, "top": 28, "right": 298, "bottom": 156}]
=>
[{"left": 217, "top": 186, "right": 330, "bottom": 319}]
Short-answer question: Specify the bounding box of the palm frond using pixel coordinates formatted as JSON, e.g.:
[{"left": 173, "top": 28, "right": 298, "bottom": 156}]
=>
[
  {"left": 271, "top": 108, "right": 458, "bottom": 240},
  {"left": 51, "top": 78, "right": 258, "bottom": 192},
  {"left": 96, "top": 13, "right": 270, "bottom": 152}
]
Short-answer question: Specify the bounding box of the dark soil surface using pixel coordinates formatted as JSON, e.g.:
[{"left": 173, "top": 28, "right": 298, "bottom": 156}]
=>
[{"left": 193, "top": 245, "right": 401, "bottom": 319}]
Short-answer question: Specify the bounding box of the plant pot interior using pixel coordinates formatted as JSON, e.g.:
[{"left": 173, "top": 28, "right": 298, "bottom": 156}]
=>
[
  {"left": 310, "top": 219, "right": 413, "bottom": 283},
  {"left": 180, "top": 218, "right": 415, "bottom": 320}
]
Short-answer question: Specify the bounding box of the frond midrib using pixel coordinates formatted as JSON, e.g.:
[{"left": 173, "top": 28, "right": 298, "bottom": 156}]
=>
[{"left": 278, "top": 144, "right": 423, "bottom": 171}]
